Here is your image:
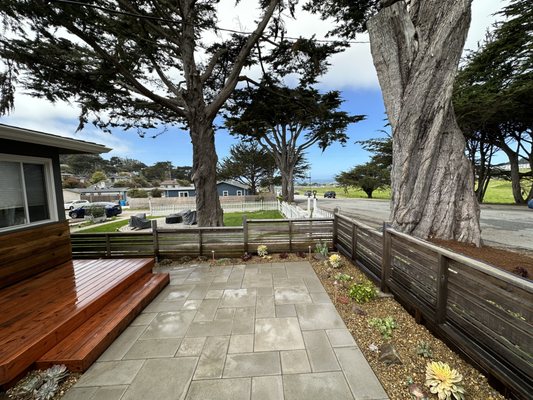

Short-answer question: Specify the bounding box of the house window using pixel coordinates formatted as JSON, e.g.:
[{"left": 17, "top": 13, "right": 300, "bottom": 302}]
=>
[
  {"left": 178, "top": 192, "right": 189, "bottom": 197},
  {"left": 222, "top": 190, "right": 229, "bottom": 196},
  {"left": 236, "top": 190, "right": 243, "bottom": 196},
  {"left": 0, "top": 155, "right": 57, "bottom": 232}
]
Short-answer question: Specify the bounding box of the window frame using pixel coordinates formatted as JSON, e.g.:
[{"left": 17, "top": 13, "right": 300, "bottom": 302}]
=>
[
  {"left": 236, "top": 190, "right": 243, "bottom": 196},
  {"left": 0, "top": 153, "right": 58, "bottom": 233},
  {"left": 222, "top": 190, "right": 229, "bottom": 196},
  {"left": 178, "top": 191, "right": 189, "bottom": 198}
]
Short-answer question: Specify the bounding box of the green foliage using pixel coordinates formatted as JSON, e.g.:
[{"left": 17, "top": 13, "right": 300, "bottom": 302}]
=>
[
  {"left": 336, "top": 162, "right": 390, "bottom": 199},
  {"left": 218, "top": 142, "right": 276, "bottom": 195},
  {"left": 416, "top": 341, "right": 433, "bottom": 358},
  {"left": 86, "top": 206, "right": 105, "bottom": 218},
  {"left": 348, "top": 279, "right": 377, "bottom": 303},
  {"left": 127, "top": 188, "right": 148, "bottom": 198},
  {"left": 369, "top": 317, "right": 397, "bottom": 340},
  {"left": 315, "top": 240, "right": 329, "bottom": 257},
  {"left": 225, "top": 84, "right": 364, "bottom": 201},
  {"left": 62, "top": 176, "right": 86, "bottom": 189},
  {"left": 334, "top": 273, "right": 353, "bottom": 282},
  {"left": 151, "top": 188, "right": 163, "bottom": 198},
  {"left": 90, "top": 170, "right": 107, "bottom": 185}
]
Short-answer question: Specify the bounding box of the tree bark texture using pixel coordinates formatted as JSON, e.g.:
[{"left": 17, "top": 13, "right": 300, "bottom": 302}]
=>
[
  {"left": 368, "top": 0, "right": 481, "bottom": 245},
  {"left": 191, "top": 122, "right": 223, "bottom": 226}
]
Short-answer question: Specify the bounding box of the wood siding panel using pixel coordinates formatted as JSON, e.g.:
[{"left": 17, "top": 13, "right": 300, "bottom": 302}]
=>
[{"left": 0, "top": 221, "right": 71, "bottom": 289}]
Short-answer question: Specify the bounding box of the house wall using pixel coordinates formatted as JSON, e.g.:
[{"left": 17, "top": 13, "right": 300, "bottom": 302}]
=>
[
  {"left": 63, "top": 190, "right": 81, "bottom": 202},
  {"left": 165, "top": 189, "right": 196, "bottom": 197},
  {"left": 217, "top": 182, "right": 248, "bottom": 196},
  {"left": 0, "top": 221, "right": 71, "bottom": 289},
  {"left": 1, "top": 139, "right": 65, "bottom": 221}
]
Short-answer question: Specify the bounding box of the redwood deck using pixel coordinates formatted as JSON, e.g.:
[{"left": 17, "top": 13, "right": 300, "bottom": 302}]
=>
[{"left": 0, "top": 258, "right": 169, "bottom": 386}]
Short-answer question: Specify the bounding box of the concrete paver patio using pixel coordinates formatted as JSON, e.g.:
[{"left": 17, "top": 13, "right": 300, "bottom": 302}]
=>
[{"left": 64, "top": 262, "right": 389, "bottom": 400}]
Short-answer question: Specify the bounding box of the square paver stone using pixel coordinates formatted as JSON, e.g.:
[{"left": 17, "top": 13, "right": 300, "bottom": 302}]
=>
[
  {"left": 220, "top": 289, "right": 257, "bottom": 308},
  {"left": 223, "top": 352, "right": 281, "bottom": 378},
  {"left": 228, "top": 334, "right": 254, "bottom": 353},
  {"left": 283, "top": 372, "right": 355, "bottom": 400},
  {"left": 140, "top": 311, "right": 196, "bottom": 339},
  {"left": 275, "top": 304, "right": 296, "bottom": 317},
  {"left": 254, "top": 317, "right": 305, "bottom": 352},
  {"left": 98, "top": 326, "right": 145, "bottom": 361},
  {"left": 252, "top": 376, "right": 283, "bottom": 400},
  {"left": 75, "top": 360, "right": 144, "bottom": 387},
  {"left": 274, "top": 288, "right": 312, "bottom": 304},
  {"left": 123, "top": 338, "right": 182, "bottom": 359},
  {"left": 326, "top": 329, "right": 357, "bottom": 348},
  {"left": 186, "top": 378, "right": 251, "bottom": 400},
  {"left": 334, "top": 347, "right": 388, "bottom": 399},
  {"left": 177, "top": 337, "right": 206, "bottom": 357},
  {"left": 121, "top": 357, "right": 197, "bottom": 400},
  {"left": 296, "top": 304, "right": 345, "bottom": 330},
  {"left": 281, "top": 350, "right": 311, "bottom": 374},
  {"left": 186, "top": 319, "right": 233, "bottom": 337},
  {"left": 62, "top": 386, "right": 128, "bottom": 400}
]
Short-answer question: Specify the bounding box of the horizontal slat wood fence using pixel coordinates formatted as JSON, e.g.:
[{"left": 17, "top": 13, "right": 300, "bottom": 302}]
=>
[
  {"left": 71, "top": 218, "right": 333, "bottom": 259},
  {"left": 333, "top": 213, "right": 532, "bottom": 400}
]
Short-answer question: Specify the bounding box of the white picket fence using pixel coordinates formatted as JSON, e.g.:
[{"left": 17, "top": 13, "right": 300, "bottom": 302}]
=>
[
  {"left": 312, "top": 207, "right": 334, "bottom": 219},
  {"left": 278, "top": 201, "right": 310, "bottom": 219},
  {"left": 149, "top": 200, "right": 278, "bottom": 216}
]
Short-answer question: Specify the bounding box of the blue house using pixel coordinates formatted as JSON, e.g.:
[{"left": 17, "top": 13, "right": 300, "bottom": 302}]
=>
[{"left": 162, "top": 180, "right": 249, "bottom": 198}]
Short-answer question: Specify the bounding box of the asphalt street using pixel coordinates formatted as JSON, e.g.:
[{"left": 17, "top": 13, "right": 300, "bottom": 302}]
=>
[{"left": 295, "top": 196, "right": 533, "bottom": 252}]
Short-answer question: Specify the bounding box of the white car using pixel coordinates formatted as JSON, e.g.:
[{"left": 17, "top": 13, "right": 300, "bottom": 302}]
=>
[{"left": 64, "top": 199, "right": 90, "bottom": 210}]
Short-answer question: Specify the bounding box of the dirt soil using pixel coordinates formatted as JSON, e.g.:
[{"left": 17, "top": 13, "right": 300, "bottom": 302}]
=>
[{"left": 431, "top": 239, "right": 533, "bottom": 279}]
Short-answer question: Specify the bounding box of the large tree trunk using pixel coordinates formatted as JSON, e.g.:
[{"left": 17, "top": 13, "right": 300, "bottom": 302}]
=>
[
  {"left": 499, "top": 143, "right": 526, "bottom": 204},
  {"left": 368, "top": 0, "right": 481, "bottom": 245},
  {"left": 191, "top": 122, "right": 223, "bottom": 226}
]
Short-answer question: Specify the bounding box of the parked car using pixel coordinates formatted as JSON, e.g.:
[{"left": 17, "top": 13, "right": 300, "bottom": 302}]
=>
[
  {"left": 324, "top": 191, "right": 336, "bottom": 198},
  {"left": 64, "top": 199, "right": 89, "bottom": 210},
  {"left": 68, "top": 202, "right": 122, "bottom": 219}
]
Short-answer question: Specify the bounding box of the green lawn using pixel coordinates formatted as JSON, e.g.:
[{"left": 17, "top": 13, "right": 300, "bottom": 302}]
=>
[
  {"left": 78, "top": 216, "right": 158, "bottom": 233},
  {"left": 223, "top": 210, "right": 283, "bottom": 226},
  {"left": 299, "top": 179, "right": 528, "bottom": 204},
  {"left": 77, "top": 211, "right": 282, "bottom": 232}
]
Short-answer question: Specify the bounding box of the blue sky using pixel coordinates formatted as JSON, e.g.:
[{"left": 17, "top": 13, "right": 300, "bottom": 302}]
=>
[{"left": 0, "top": 1, "right": 505, "bottom": 182}]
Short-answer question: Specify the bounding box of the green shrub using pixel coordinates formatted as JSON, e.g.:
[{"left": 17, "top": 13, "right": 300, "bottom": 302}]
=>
[
  {"left": 348, "top": 279, "right": 377, "bottom": 303},
  {"left": 369, "top": 317, "right": 397, "bottom": 340}
]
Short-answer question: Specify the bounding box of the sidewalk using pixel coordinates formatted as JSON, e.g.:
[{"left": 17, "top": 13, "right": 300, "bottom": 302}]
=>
[{"left": 63, "top": 261, "right": 389, "bottom": 400}]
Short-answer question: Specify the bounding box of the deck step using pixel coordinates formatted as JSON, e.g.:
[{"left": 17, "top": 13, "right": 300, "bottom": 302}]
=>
[
  {"left": 0, "top": 258, "right": 156, "bottom": 386},
  {"left": 35, "top": 272, "right": 169, "bottom": 372}
]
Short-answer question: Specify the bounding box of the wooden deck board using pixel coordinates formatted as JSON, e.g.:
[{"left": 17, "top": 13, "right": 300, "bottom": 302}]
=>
[{"left": 0, "top": 258, "right": 161, "bottom": 385}]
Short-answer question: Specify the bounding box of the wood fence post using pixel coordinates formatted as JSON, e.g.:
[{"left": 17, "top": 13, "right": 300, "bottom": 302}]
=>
[
  {"left": 243, "top": 215, "right": 248, "bottom": 254},
  {"left": 435, "top": 254, "right": 449, "bottom": 324},
  {"left": 105, "top": 234, "right": 111, "bottom": 257},
  {"left": 288, "top": 220, "right": 293, "bottom": 253},
  {"left": 152, "top": 220, "right": 159, "bottom": 261},
  {"left": 351, "top": 222, "right": 357, "bottom": 261},
  {"left": 332, "top": 208, "right": 339, "bottom": 250},
  {"left": 381, "top": 222, "right": 392, "bottom": 293},
  {"left": 198, "top": 228, "right": 204, "bottom": 257}
]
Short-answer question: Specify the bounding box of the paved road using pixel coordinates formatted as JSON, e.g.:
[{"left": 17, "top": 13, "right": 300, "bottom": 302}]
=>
[{"left": 295, "top": 196, "right": 533, "bottom": 252}]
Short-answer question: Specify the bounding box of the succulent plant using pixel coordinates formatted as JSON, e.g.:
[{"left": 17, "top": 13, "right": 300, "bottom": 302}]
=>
[
  {"left": 406, "top": 377, "right": 429, "bottom": 399},
  {"left": 425, "top": 361, "right": 465, "bottom": 400},
  {"left": 329, "top": 254, "right": 343, "bottom": 268},
  {"left": 416, "top": 341, "right": 433, "bottom": 358},
  {"left": 42, "top": 364, "right": 69, "bottom": 383},
  {"left": 257, "top": 245, "right": 268, "bottom": 257},
  {"left": 7, "top": 373, "right": 44, "bottom": 399},
  {"left": 34, "top": 379, "right": 59, "bottom": 400},
  {"left": 369, "top": 317, "right": 397, "bottom": 340}
]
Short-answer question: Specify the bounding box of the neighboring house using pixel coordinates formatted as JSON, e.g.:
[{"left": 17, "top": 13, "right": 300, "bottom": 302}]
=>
[
  {"left": 0, "top": 123, "right": 110, "bottom": 233},
  {"left": 162, "top": 180, "right": 249, "bottom": 198},
  {"left": 67, "top": 186, "right": 129, "bottom": 203}
]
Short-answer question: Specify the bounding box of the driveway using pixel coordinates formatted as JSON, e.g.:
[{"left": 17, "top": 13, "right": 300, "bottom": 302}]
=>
[{"left": 296, "top": 197, "right": 533, "bottom": 252}]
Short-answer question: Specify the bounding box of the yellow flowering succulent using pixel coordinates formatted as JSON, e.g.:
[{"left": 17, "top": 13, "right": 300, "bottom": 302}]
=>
[
  {"left": 425, "top": 361, "right": 465, "bottom": 400},
  {"left": 329, "top": 253, "right": 342, "bottom": 268},
  {"left": 257, "top": 245, "right": 268, "bottom": 257}
]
